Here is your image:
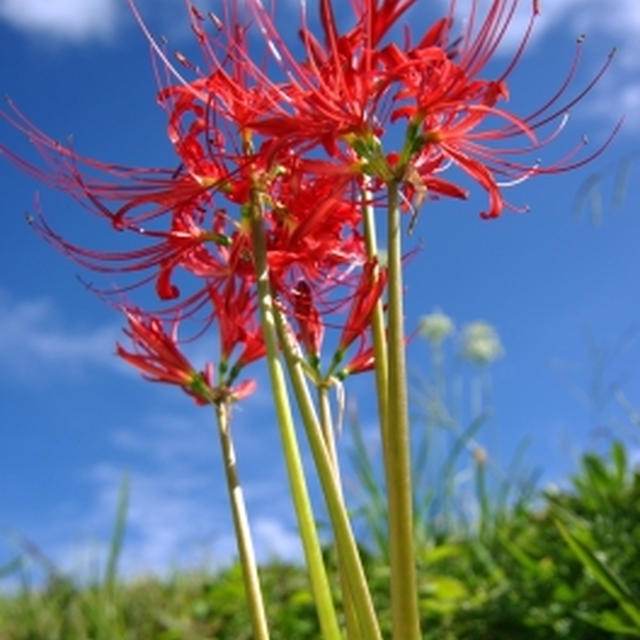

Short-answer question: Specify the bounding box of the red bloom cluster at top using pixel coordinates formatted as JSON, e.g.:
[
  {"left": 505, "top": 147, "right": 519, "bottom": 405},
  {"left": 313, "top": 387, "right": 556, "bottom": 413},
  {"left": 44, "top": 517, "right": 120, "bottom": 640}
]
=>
[{"left": 1, "top": 0, "right": 618, "bottom": 404}]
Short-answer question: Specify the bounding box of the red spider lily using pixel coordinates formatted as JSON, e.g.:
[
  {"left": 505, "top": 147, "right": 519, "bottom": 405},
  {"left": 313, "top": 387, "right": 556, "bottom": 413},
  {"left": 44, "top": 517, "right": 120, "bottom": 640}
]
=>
[
  {"left": 1, "top": 99, "right": 255, "bottom": 309},
  {"left": 138, "top": 0, "right": 283, "bottom": 135},
  {"left": 291, "top": 279, "right": 324, "bottom": 362},
  {"left": 209, "top": 276, "right": 265, "bottom": 371},
  {"left": 30, "top": 207, "right": 226, "bottom": 300},
  {"left": 27, "top": 195, "right": 263, "bottom": 333},
  {"left": 338, "top": 333, "right": 376, "bottom": 379},
  {"left": 265, "top": 164, "right": 366, "bottom": 293},
  {"left": 3, "top": 71, "right": 373, "bottom": 376},
  {"left": 0, "top": 0, "right": 620, "bottom": 416},
  {"left": 126, "top": 0, "right": 421, "bottom": 158},
  {"left": 0, "top": 99, "right": 235, "bottom": 230},
  {"left": 383, "top": 1, "right": 621, "bottom": 218},
  {"left": 118, "top": 309, "right": 256, "bottom": 404},
  {"left": 336, "top": 258, "right": 387, "bottom": 356},
  {"left": 149, "top": 0, "right": 618, "bottom": 221},
  {"left": 117, "top": 310, "right": 215, "bottom": 404},
  {"left": 239, "top": 0, "right": 421, "bottom": 153}
]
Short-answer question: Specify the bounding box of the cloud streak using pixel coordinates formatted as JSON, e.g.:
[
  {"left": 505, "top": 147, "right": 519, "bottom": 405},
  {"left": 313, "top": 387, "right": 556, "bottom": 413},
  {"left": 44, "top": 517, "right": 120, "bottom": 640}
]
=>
[
  {"left": 0, "top": 290, "right": 125, "bottom": 380},
  {"left": 534, "top": 0, "right": 640, "bottom": 130},
  {"left": 0, "top": 0, "right": 119, "bottom": 42},
  {"left": 50, "top": 411, "right": 301, "bottom": 579},
  {"left": 451, "top": 0, "right": 640, "bottom": 131}
]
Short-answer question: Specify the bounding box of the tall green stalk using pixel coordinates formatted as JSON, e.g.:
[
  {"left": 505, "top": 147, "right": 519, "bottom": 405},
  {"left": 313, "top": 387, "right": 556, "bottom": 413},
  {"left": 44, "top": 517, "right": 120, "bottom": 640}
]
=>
[
  {"left": 248, "top": 195, "right": 343, "bottom": 640},
  {"left": 318, "top": 386, "right": 363, "bottom": 640},
  {"left": 274, "top": 308, "right": 383, "bottom": 640},
  {"left": 318, "top": 386, "right": 339, "bottom": 472},
  {"left": 386, "top": 180, "right": 422, "bottom": 640},
  {"left": 214, "top": 400, "right": 270, "bottom": 640},
  {"left": 361, "top": 185, "right": 391, "bottom": 493}
]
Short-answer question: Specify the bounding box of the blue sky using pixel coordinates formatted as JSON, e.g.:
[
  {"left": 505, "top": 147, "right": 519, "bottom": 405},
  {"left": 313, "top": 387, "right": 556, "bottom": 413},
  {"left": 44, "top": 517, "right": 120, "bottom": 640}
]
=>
[{"left": 1, "top": 0, "right": 639, "bottom": 581}]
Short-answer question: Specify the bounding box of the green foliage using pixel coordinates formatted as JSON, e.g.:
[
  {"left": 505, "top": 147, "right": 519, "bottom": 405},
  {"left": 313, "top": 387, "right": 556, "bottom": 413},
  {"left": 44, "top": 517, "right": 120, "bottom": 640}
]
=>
[
  {"left": 1, "top": 444, "right": 639, "bottom": 638},
  {"left": 574, "top": 152, "right": 638, "bottom": 226},
  {"left": 104, "top": 475, "right": 129, "bottom": 597},
  {"left": 3, "top": 317, "right": 640, "bottom": 638},
  {"left": 421, "top": 442, "right": 640, "bottom": 640},
  {"left": 0, "top": 563, "right": 324, "bottom": 640}
]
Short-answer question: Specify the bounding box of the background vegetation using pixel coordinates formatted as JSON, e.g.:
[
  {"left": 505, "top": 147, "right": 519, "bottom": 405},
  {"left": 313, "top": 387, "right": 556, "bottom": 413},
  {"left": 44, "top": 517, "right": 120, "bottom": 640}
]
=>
[{"left": 2, "top": 318, "right": 639, "bottom": 639}]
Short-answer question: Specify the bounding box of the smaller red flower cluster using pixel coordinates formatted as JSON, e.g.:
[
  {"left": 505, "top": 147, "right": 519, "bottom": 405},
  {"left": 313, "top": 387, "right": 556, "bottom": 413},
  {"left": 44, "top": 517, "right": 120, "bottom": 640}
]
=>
[
  {"left": 1, "top": 0, "right": 617, "bottom": 403},
  {"left": 117, "top": 311, "right": 256, "bottom": 404}
]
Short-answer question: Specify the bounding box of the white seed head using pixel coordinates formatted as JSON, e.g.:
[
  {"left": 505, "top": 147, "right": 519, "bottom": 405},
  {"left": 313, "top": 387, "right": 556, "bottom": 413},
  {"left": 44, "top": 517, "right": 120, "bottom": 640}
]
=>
[
  {"left": 419, "top": 309, "right": 454, "bottom": 345},
  {"left": 461, "top": 321, "right": 504, "bottom": 365}
]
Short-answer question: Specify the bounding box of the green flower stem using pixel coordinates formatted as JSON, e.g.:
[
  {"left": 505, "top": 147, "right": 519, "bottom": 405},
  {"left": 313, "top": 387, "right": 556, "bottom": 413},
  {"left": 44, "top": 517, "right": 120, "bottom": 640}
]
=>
[
  {"left": 318, "top": 385, "right": 363, "bottom": 640},
  {"left": 214, "top": 400, "right": 270, "bottom": 640},
  {"left": 361, "top": 185, "right": 391, "bottom": 495},
  {"left": 386, "top": 179, "right": 422, "bottom": 640},
  {"left": 475, "top": 452, "right": 490, "bottom": 539},
  {"left": 273, "top": 307, "right": 383, "bottom": 640},
  {"left": 249, "top": 200, "right": 342, "bottom": 640},
  {"left": 318, "top": 385, "right": 339, "bottom": 471}
]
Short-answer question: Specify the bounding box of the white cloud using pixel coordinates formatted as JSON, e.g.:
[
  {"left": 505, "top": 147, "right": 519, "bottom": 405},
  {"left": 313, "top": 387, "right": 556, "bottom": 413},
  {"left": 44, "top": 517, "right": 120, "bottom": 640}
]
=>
[
  {"left": 532, "top": 2, "right": 639, "bottom": 131},
  {"left": 0, "top": 290, "right": 125, "bottom": 379},
  {"left": 530, "top": 1, "right": 640, "bottom": 73},
  {"left": 0, "top": 0, "right": 119, "bottom": 42},
  {"left": 0, "top": 0, "right": 204, "bottom": 46},
  {"left": 111, "top": 412, "right": 219, "bottom": 465},
  {"left": 445, "top": 0, "right": 639, "bottom": 45},
  {"left": 560, "top": 1, "right": 640, "bottom": 132},
  {"left": 589, "top": 82, "right": 640, "bottom": 130},
  {"left": 251, "top": 517, "right": 303, "bottom": 563},
  {"left": 37, "top": 410, "right": 300, "bottom": 581},
  {"left": 442, "top": 1, "right": 639, "bottom": 131}
]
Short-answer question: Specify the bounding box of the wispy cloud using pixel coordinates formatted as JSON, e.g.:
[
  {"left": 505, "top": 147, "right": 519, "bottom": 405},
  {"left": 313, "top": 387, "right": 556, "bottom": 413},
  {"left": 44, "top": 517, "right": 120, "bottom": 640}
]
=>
[
  {"left": 0, "top": 290, "right": 125, "bottom": 380},
  {"left": 0, "top": 0, "right": 119, "bottom": 42},
  {"left": 449, "top": 1, "right": 640, "bottom": 131},
  {"left": 0, "top": 0, "right": 202, "bottom": 46},
  {"left": 536, "top": 0, "right": 640, "bottom": 131},
  {"left": 0, "top": 291, "right": 303, "bottom": 580},
  {"left": 49, "top": 410, "right": 301, "bottom": 579},
  {"left": 4, "top": 0, "right": 636, "bottom": 132},
  {"left": 443, "top": 0, "right": 639, "bottom": 46}
]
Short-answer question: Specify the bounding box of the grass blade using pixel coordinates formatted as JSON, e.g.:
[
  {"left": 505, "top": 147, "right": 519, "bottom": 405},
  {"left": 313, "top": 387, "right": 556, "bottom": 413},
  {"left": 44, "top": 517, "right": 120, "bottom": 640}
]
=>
[
  {"left": 554, "top": 518, "right": 640, "bottom": 627},
  {"left": 104, "top": 474, "right": 130, "bottom": 593}
]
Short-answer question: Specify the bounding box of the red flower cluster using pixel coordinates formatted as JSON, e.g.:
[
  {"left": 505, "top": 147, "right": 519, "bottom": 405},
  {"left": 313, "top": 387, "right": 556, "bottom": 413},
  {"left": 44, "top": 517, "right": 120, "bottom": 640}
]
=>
[
  {"left": 117, "top": 311, "right": 256, "bottom": 404},
  {"left": 1, "top": 0, "right": 616, "bottom": 402}
]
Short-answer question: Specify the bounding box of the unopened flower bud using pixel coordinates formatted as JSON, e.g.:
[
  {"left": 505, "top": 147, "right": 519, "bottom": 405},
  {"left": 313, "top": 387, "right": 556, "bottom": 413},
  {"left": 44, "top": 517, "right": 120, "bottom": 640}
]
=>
[{"left": 473, "top": 445, "right": 488, "bottom": 466}]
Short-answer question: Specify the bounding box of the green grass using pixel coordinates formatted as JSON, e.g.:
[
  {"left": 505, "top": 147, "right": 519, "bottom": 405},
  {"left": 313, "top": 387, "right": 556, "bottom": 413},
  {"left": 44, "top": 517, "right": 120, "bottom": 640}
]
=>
[
  {"left": 4, "top": 322, "right": 639, "bottom": 638},
  {"left": 1, "top": 443, "right": 639, "bottom": 639}
]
